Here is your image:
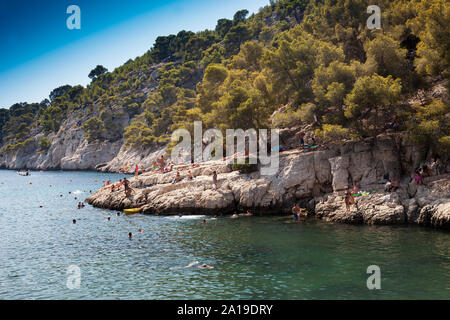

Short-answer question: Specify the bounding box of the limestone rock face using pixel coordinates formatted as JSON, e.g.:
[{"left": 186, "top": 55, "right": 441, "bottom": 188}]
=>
[
  {"left": 0, "top": 111, "right": 123, "bottom": 170},
  {"left": 4, "top": 123, "right": 447, "bottom": 229},
  {"left": 315, "top": 193, "right": 406, "bottom": 225},
  {"left": 85, "top": 138, "right": 449, "bottom": 229}
]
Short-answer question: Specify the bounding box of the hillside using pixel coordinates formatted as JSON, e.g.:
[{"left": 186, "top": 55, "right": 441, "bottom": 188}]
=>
[{"left": 0, "top": 0, "right": 449, "bottom": 171}]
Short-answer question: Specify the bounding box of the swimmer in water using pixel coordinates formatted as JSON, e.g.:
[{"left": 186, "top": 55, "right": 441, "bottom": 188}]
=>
[
  {"left": 232, "top": 213, "right": 239, "bottom": 218},
  {"left": 116, "top": 212, "right": 121, "bottom": 216},
  {"left": 73, "top": 219, "right": 76, "bottom": 224},
  {"left": 201, "top": 219, "right": 206, "bottom": 224},
  {"left": 128, "top": 232, "right": 132, "bottom": 239},
  {"left": 107, "top": 216, "right": 111, "bottom": 221},
  {"left": 198, "top": 264, "right": 214, "bottom": 269}
]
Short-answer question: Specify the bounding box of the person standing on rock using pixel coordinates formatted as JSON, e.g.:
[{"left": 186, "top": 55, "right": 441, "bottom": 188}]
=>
[
  {"left": 292, "top": 204, "right": 300, "bottom": 220},
  {"left": 123, "top": 177, "right": 134, "bottom": 197},
  {"left": 212, "top": 171, "right": 218, "bottom": 190},
  {"left": 344, "top": 186, "right": 356, "bottom": 212}
]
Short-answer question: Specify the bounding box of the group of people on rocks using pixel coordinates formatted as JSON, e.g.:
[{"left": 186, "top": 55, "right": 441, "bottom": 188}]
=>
[
  {"left": 414, "top": 156, "right": 444, "bottom": 185},
  {"left": 172, "top": 169, "right": 195, "bottom": 184},
  {"left": 107, "top": 177, "right": 133, "bottom": 196},
  {"left": 298, "top": 132, "right": 318, "bottom": 149},
  {"left": 151, "top": 155, "right": 176, "bottom": 173}
]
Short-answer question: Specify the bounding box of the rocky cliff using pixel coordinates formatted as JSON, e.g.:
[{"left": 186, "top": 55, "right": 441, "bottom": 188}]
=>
[{"left": 85, "top": 133, "right": 450, "bottom": 229}]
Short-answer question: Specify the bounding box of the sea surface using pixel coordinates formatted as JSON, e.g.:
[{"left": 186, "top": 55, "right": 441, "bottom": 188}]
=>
[{"left": 0, "top": 170, "right": 449, "bottom": 299}]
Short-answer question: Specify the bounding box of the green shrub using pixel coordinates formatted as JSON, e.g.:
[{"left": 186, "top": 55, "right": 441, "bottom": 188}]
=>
[
  {"left": 438, "top": 136, "right": 450, "bottom": 148},
  {"left": 315, "top": 124, "right": 356, "bottom": 143},
  {"left": 272, "top": 103, "right": 317, "bottom": 128},
  {"left": 82, "top": 117, "right": 105, "bottom": 142},
  {"left": 232, "top": 158, "right": 258, "bottom": 174},
  {"left": 38, "top": 137, "right": 51, "bottom": 152},
  {"left": 272, "top": 108, "right": 302, "bottom": 128}
]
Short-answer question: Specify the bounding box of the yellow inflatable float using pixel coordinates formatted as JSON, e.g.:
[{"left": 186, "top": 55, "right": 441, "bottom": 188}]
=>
[{"left": 123, "top": 208, "right": 141, "bottom": 214}]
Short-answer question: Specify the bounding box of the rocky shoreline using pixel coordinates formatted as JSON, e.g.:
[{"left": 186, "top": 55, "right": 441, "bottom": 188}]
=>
[{"left": 85, "top": 134, "right": 450, "bottom": 229}]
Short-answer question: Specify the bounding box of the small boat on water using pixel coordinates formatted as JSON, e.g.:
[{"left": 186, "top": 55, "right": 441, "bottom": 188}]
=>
[
  {"left": 123, "top": 208, "right": 141, "bottom": 214},
  {"left": 17, "top": 170, "right": 30, "bottom": 176}
]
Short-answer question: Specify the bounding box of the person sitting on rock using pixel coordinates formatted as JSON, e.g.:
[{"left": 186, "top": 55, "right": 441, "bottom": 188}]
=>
[
  {"left": 390, "top": 178, "right": 400, "bottom": 192},
  {"left": 385, "top": 180, "right": 392, "bottom": 192},
  {"left": 187, "top": 170, "right": 193, "bottom": 181},
  {"left": 173, "top": 170, "right": 182, "bottom": 184},
  {"left": 414, "top": 170, "right": 425, "bottom": 185},
  {"left": 421, "top": 164, "right": 432, "bottom": 177}
]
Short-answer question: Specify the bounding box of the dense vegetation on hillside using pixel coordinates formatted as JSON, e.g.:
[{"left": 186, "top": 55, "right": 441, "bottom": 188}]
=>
[{"left": 0, "top": 0, "right": 449, "bottom": 156}]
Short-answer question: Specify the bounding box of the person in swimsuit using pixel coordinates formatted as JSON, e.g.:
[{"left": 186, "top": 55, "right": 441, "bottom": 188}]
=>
[
  {"left": 298, "top": 132, "right": 305, "bottom": 148},
  {"left": 212, "top": 171, "right": 218, "bottom": 190},
  {"left": 174, "top": 170, "right": 182, "bottom": 183},
  {"left": 292, "top": 204, "right": 300, "bottom": 220},
  {"left": 344, "top": 186, "right": 357, "bottom": 212}
]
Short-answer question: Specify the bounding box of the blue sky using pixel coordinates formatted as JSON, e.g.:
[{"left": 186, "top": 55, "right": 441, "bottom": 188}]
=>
[{"left": 0, "top": 0, "right": 269, "bottom": 108}]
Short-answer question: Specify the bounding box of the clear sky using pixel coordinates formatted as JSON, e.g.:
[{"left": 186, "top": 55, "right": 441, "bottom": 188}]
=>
[{"left": 0, "top": 0, "right": 269, "bottom": 108}]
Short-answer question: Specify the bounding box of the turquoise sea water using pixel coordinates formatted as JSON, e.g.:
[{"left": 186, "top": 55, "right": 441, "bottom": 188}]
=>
[{"left": 0, "top": 170, "right": 449, "bottom": 299}]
